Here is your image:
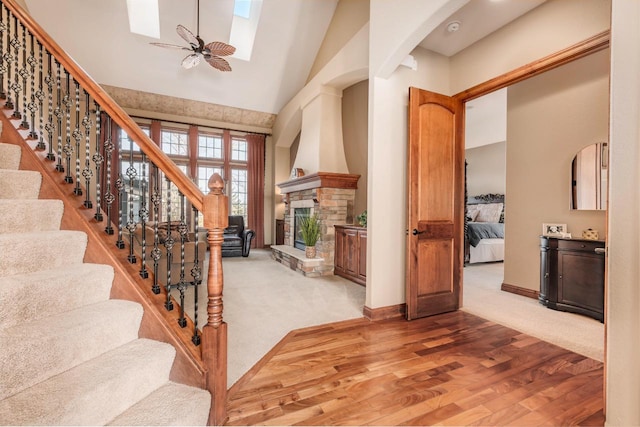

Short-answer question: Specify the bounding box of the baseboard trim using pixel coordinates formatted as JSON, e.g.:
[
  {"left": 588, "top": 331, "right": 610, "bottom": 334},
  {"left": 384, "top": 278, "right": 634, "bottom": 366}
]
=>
[
  {"left": 501, "top": 282, "right": 539, "bottom": 300},
  {"left": 363, "top": 303, "right": 406, "bottom": 321}
]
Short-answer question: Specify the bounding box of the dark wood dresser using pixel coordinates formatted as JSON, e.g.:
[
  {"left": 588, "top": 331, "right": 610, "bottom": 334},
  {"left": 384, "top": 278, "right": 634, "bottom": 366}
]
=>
[
  {"left": 334, "top": 225, "right": 367, "bottom": 286},
  {"left": 539, "top": 236, "right": 605, "bottom": 322}
]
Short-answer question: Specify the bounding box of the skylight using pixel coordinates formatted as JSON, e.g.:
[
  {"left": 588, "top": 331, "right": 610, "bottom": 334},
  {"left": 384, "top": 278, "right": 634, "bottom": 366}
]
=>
[
  {"left": 229, "top": 0, "right": 262, "bottom": 61},
  {"left": 126, "top": 0, "right": 160, "bottom": 39},
  {"left": 233, "top": 1, "right": 252, "bottom": 19}
]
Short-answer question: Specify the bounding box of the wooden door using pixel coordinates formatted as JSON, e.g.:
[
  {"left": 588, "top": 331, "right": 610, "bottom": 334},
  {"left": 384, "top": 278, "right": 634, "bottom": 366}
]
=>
[{"left": 406, "top": 87, "right": 464, "bottom": 320}]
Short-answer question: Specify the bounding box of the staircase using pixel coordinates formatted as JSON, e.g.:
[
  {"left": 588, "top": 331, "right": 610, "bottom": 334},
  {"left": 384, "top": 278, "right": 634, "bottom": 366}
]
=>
[{"left": 0, "top": 141, "right": 211, "bottom": 425}]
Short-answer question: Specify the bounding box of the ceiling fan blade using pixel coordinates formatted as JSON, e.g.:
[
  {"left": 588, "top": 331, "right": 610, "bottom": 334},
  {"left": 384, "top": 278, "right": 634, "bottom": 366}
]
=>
[
  {"left": 205, "top": 41, "right": 236, "bottom": 57},
  {"left": 181, "top": 53, "right": 201, "bottom": 69},
  {"left": 176, "top": 24, "right": 199, "bottom": 47},
  {"left": 150, "top": 42, "right": 191, "bottom": 51},
  {"left": 205, "top": 55, "right": 232, "bottom": 72}
]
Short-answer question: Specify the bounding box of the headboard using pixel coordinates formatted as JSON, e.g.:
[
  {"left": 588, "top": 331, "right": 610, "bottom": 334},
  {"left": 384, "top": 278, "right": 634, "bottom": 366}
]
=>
[{"left": 466, "top": 193, "right": 505, "bottom": 223}]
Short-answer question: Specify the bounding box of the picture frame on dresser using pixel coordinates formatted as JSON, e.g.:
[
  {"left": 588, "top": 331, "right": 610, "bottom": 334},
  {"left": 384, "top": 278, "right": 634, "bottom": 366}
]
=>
[{"left": 542, "top": 223, "right": 567, "bottom": 237}]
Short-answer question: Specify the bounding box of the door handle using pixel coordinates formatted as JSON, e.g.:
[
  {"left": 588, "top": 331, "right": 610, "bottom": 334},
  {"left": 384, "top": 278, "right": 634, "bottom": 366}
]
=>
[
  {"left": 594, "top": 247, "right": 606, "bottom": 255},
  {"left": 412, "top": 229, "right": 425, "bottom": 236}
]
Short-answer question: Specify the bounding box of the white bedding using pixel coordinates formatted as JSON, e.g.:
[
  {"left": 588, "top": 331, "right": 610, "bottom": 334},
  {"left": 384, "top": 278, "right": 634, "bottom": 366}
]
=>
[{"left": 469, "top": 238, "right": 504, "bottom": 264}]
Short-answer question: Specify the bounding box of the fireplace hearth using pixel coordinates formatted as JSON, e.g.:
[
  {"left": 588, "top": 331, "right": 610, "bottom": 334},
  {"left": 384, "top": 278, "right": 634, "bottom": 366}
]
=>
[{"left": 271, "top": 172, "right": 360, "bottom": 277}]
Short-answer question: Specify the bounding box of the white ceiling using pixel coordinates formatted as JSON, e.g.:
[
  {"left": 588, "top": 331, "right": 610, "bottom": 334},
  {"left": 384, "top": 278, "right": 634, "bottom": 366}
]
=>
[{"left": 24, "top": 0, "right": 543, "bottom": 129}]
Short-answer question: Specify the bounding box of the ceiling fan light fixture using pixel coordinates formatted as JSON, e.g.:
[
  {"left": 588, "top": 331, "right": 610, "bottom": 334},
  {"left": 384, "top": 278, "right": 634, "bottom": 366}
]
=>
[{"left": 150, "top": 0, "right": 236, "bottom": 71}]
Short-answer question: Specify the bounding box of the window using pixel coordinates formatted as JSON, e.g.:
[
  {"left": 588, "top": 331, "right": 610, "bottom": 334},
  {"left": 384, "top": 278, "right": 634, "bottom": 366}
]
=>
[
  {"left": 161, "top": 129, "right": 188, "bottom": 156},
  {"left": 198, "top": 134, "right": 223, "bottom": 159},
  {"left": 230, "top": 168, "right": 248, "bottom": 219},
  {"left": 231, "top": 138, "right": 247, "bottom": 161},
  {"left": 117, "top": 121, "right": 259, "bottom": 232}
]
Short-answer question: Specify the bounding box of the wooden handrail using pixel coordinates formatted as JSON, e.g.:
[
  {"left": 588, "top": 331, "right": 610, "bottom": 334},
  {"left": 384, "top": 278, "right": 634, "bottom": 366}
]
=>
[{"left": 2, "top": 0, "right": 204, "bottom": 212}]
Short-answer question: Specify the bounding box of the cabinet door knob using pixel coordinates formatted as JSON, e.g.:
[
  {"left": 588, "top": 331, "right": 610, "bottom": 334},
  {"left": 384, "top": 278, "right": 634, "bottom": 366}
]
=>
[{"left": 412, "top": 229, "right": 425, "bottom": 236}]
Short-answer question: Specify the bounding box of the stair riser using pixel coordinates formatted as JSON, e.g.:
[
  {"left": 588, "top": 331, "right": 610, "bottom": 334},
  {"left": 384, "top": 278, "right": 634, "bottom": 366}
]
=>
[
  {"left": 0, "top": 339, "right": 176, "bottom": 425},
  {"left": 0, "top": 300, "right": 143, "bottom": 400},
  {"left": 0, "top": 169, "right": 42, "bottom": 199},
  {"left": 0, "top": 199, "right": 64, "bottom": 234},
  {"left": 0, "top": 143, "right": 22, "bottom": 170},
  {"left": 0, "top": 230, "right": 87, "bottom": 276},
  {"left": 0, "top": 264, "right": 114, "bottom": 330}
]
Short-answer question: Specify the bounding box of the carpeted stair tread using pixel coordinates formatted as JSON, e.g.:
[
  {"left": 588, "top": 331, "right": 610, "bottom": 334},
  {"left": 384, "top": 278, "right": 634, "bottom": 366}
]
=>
[
  {"left": 0, "top": 142, "right": 21, "bottom": 170},
  {"left": 0, "top": 263, "right": 114, "bottom": 330},
  {"left": 0, "top": 299, "right": 143, "bottom": 401},
  {"left": 0, "top": 230, "right": 87, "bottom": 276},
  {"left": 107, "top": 381, "right": 211, "bottom": 426},
  {"left": 0, "top": 169, "right": 42, "bottom": 199},
  {"left": 0, "top": 199, "right": 64, "bottom": 234},
  {"left": 0, "top": 338, "right": 176, "bottom": 426}
]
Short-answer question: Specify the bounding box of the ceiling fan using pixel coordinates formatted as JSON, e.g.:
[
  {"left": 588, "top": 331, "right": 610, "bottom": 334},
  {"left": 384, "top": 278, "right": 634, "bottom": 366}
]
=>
[{"left": 150, "top": 0, "right": 236, "bottom": 71}]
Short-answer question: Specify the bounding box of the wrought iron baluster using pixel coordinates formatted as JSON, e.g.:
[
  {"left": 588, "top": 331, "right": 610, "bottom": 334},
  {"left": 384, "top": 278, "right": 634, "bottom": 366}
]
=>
[
  {"left": 62, "top": 72, "right": 74, "bottom": 186},
  {"left": 138, "top": 154, "right": 149, "bottom": 278},
  {"left": 104, "top": 115, "right": 115, "bottom": 235},
  {"left": 176, "top": 191, "right": 188, "bottom": 328},
  {"left": 82, "top": 89, "right": 93, "bottom": 207},
  {"left": 72, "top": 78, "right": 82, "bottom": 193},
  {"left": 93, "top": 103, "right": 103, "bottom": 221},
  {"left": 125, "top": 135, "right": 137, "bottom": 259},
  {"left": 18, "top": 19, "right": 28, "bottom": 129},
  {"left": 115, "top": 127, "right": 125, "bottom": 248},
  {"left": 150, "top": 164, "right": 161, "bottom": 294},
  {"left": 54, "top": 60, "right": 64, "bottom": 172},
  {"left": 164, "top": 176, "right": 174, "bottom": 311},
  {"left": 33, "top": 38, "right": 45, "bottom": 148},
  {"left": 191, "top": 207, "right": 202, "bottom": 345},
  {"left": 27, "top": 32, "right": 40, "bottom": 139},
  {"left": 3, "top": 9, "right": 13, "bottom": 110},
  {"left": 10, "top": 13, "right": 21, "bottom": 120},
  {"left": 0, "top": 5, "right": 7, "bottom": 100},
  {"left": 44, "top": 51, "right": 55, "bottom": 161}
]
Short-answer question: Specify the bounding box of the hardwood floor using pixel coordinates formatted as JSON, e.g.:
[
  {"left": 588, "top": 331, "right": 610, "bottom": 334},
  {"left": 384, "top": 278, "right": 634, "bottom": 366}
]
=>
[{"left": 226, "top": 311, "right": 604, "bottom": 426}]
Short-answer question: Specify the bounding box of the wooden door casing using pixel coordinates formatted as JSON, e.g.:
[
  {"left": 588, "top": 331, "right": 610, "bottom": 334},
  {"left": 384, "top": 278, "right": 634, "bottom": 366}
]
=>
[{"left": 406, "top": 87, "right": 464, "bottom": 320}]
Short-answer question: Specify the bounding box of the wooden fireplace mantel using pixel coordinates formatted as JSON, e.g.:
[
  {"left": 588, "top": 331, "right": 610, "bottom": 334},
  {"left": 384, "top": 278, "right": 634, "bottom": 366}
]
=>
[{"left": 277, "top": 172, "right": 360, "bottom": 194}]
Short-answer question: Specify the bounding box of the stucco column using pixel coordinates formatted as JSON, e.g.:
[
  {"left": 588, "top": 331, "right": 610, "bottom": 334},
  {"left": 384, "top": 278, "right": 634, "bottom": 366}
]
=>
[{"left": 293, "top": 86, "right": 349, "bottom": 175}]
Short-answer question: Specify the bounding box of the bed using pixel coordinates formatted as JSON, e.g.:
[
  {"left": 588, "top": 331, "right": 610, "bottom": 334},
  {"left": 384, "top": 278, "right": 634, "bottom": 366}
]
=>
[{"left": 464, "top": 194, "right": 505, "bottom": 264}]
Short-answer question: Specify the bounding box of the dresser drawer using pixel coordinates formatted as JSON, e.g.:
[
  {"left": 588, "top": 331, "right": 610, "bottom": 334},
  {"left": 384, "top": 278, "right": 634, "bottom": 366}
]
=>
[{"left": 556, "top": 239, "right": 604, "bottom": 253}]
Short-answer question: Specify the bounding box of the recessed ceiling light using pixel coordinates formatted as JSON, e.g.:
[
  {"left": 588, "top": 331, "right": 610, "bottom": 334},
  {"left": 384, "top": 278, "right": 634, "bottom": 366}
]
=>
[{"left": 446, "top": 21, "right": 461, "bottom": 33}]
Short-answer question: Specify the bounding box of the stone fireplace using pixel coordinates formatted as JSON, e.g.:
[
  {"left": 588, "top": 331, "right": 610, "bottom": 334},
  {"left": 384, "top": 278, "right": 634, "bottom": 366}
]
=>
[{"left": 272, "top": 172, "right": 359, "bottom": 277}]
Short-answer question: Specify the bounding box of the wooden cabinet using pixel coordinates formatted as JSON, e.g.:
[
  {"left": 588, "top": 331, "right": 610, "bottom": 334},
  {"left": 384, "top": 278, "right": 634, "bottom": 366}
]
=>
[
  {"left": 275, "top": 219, "right": 284, "bottom": 245},
  {"left": 540, "top": 236, "right": 605, "bottom": 322},
  {"left": 334, "top": 225, "right": 367, "bottom": 286}
]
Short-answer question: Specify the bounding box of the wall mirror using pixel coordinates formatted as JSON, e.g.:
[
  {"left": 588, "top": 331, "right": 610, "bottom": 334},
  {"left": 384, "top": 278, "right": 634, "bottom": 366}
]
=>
[{"left": 571, "top": 142, "right": 608, "bottom": 210}]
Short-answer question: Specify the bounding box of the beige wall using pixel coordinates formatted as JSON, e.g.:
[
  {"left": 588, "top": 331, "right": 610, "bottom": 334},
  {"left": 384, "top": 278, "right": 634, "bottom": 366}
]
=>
[
  {"left": 450, "top": 0, "right": 611, "bottom": 94},
  {"left": 503, "top": 49, "right": 609, "bottom": 291},
  {"left": 465, "top": 141, "right": 506, "bottom": 196},
  {"left": 342, "top": 80, "right": 369, "bottom": 217},
  {"left": 307, "top": 0, "right": 369, "bottom": 83}
]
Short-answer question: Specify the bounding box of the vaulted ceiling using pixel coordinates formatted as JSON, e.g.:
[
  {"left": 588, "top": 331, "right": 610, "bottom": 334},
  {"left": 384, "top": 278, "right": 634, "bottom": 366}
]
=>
[{"left": 24, "top": 0, "right": 544, "bottom": 135}]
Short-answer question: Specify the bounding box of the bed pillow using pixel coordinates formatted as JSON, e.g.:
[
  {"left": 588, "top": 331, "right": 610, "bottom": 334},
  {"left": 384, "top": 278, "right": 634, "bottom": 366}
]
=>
[
  {"left": 466, "top": 208, "right": 480, "bottom": 222},
  {"left": 474, "top": 203, "right": 503, "bottom": 223}
]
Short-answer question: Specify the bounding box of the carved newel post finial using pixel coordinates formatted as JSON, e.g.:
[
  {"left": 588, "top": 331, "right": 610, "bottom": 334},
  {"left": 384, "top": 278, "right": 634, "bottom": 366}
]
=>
[{"left": 208, "top": 173, "right": 224, "bottom": 196}]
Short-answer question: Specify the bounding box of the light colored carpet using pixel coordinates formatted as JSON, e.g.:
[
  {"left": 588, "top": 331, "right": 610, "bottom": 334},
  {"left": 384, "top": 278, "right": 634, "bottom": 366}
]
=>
[
  {"left": 462, "top": 261, "right": 604, "bottom": 361},
  {"left": 201, "top": 253, "right": 603, "bottom": 387}
]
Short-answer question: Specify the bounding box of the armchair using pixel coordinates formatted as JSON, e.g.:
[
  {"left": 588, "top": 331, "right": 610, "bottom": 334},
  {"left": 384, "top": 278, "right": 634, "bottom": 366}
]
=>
[{"left": 222, "top": 215, "right": 255, "bottom": 257}]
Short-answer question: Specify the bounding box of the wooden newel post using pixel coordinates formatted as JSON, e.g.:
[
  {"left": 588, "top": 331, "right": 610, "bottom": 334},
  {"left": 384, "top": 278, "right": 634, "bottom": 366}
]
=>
[{"left": 202, "top": 173, "right": 228, "bottom": 426}]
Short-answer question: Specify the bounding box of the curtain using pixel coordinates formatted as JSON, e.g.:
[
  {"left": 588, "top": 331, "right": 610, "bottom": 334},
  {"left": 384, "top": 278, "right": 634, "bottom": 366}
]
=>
[{"left": 246, "top": 133, "right": 265, "bottom": 248}]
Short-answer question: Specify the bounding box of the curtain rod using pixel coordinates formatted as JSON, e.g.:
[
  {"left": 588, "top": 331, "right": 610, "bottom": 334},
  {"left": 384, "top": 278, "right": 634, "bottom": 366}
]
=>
[{"left": 129, "top": 114, "right": 270, "bottom": 137}]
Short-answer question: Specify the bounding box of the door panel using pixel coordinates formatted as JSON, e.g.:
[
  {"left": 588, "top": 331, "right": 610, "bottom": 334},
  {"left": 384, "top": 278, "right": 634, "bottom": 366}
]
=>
[{"left": 406, "top": 87, "right": 464, "bottom": 320}]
